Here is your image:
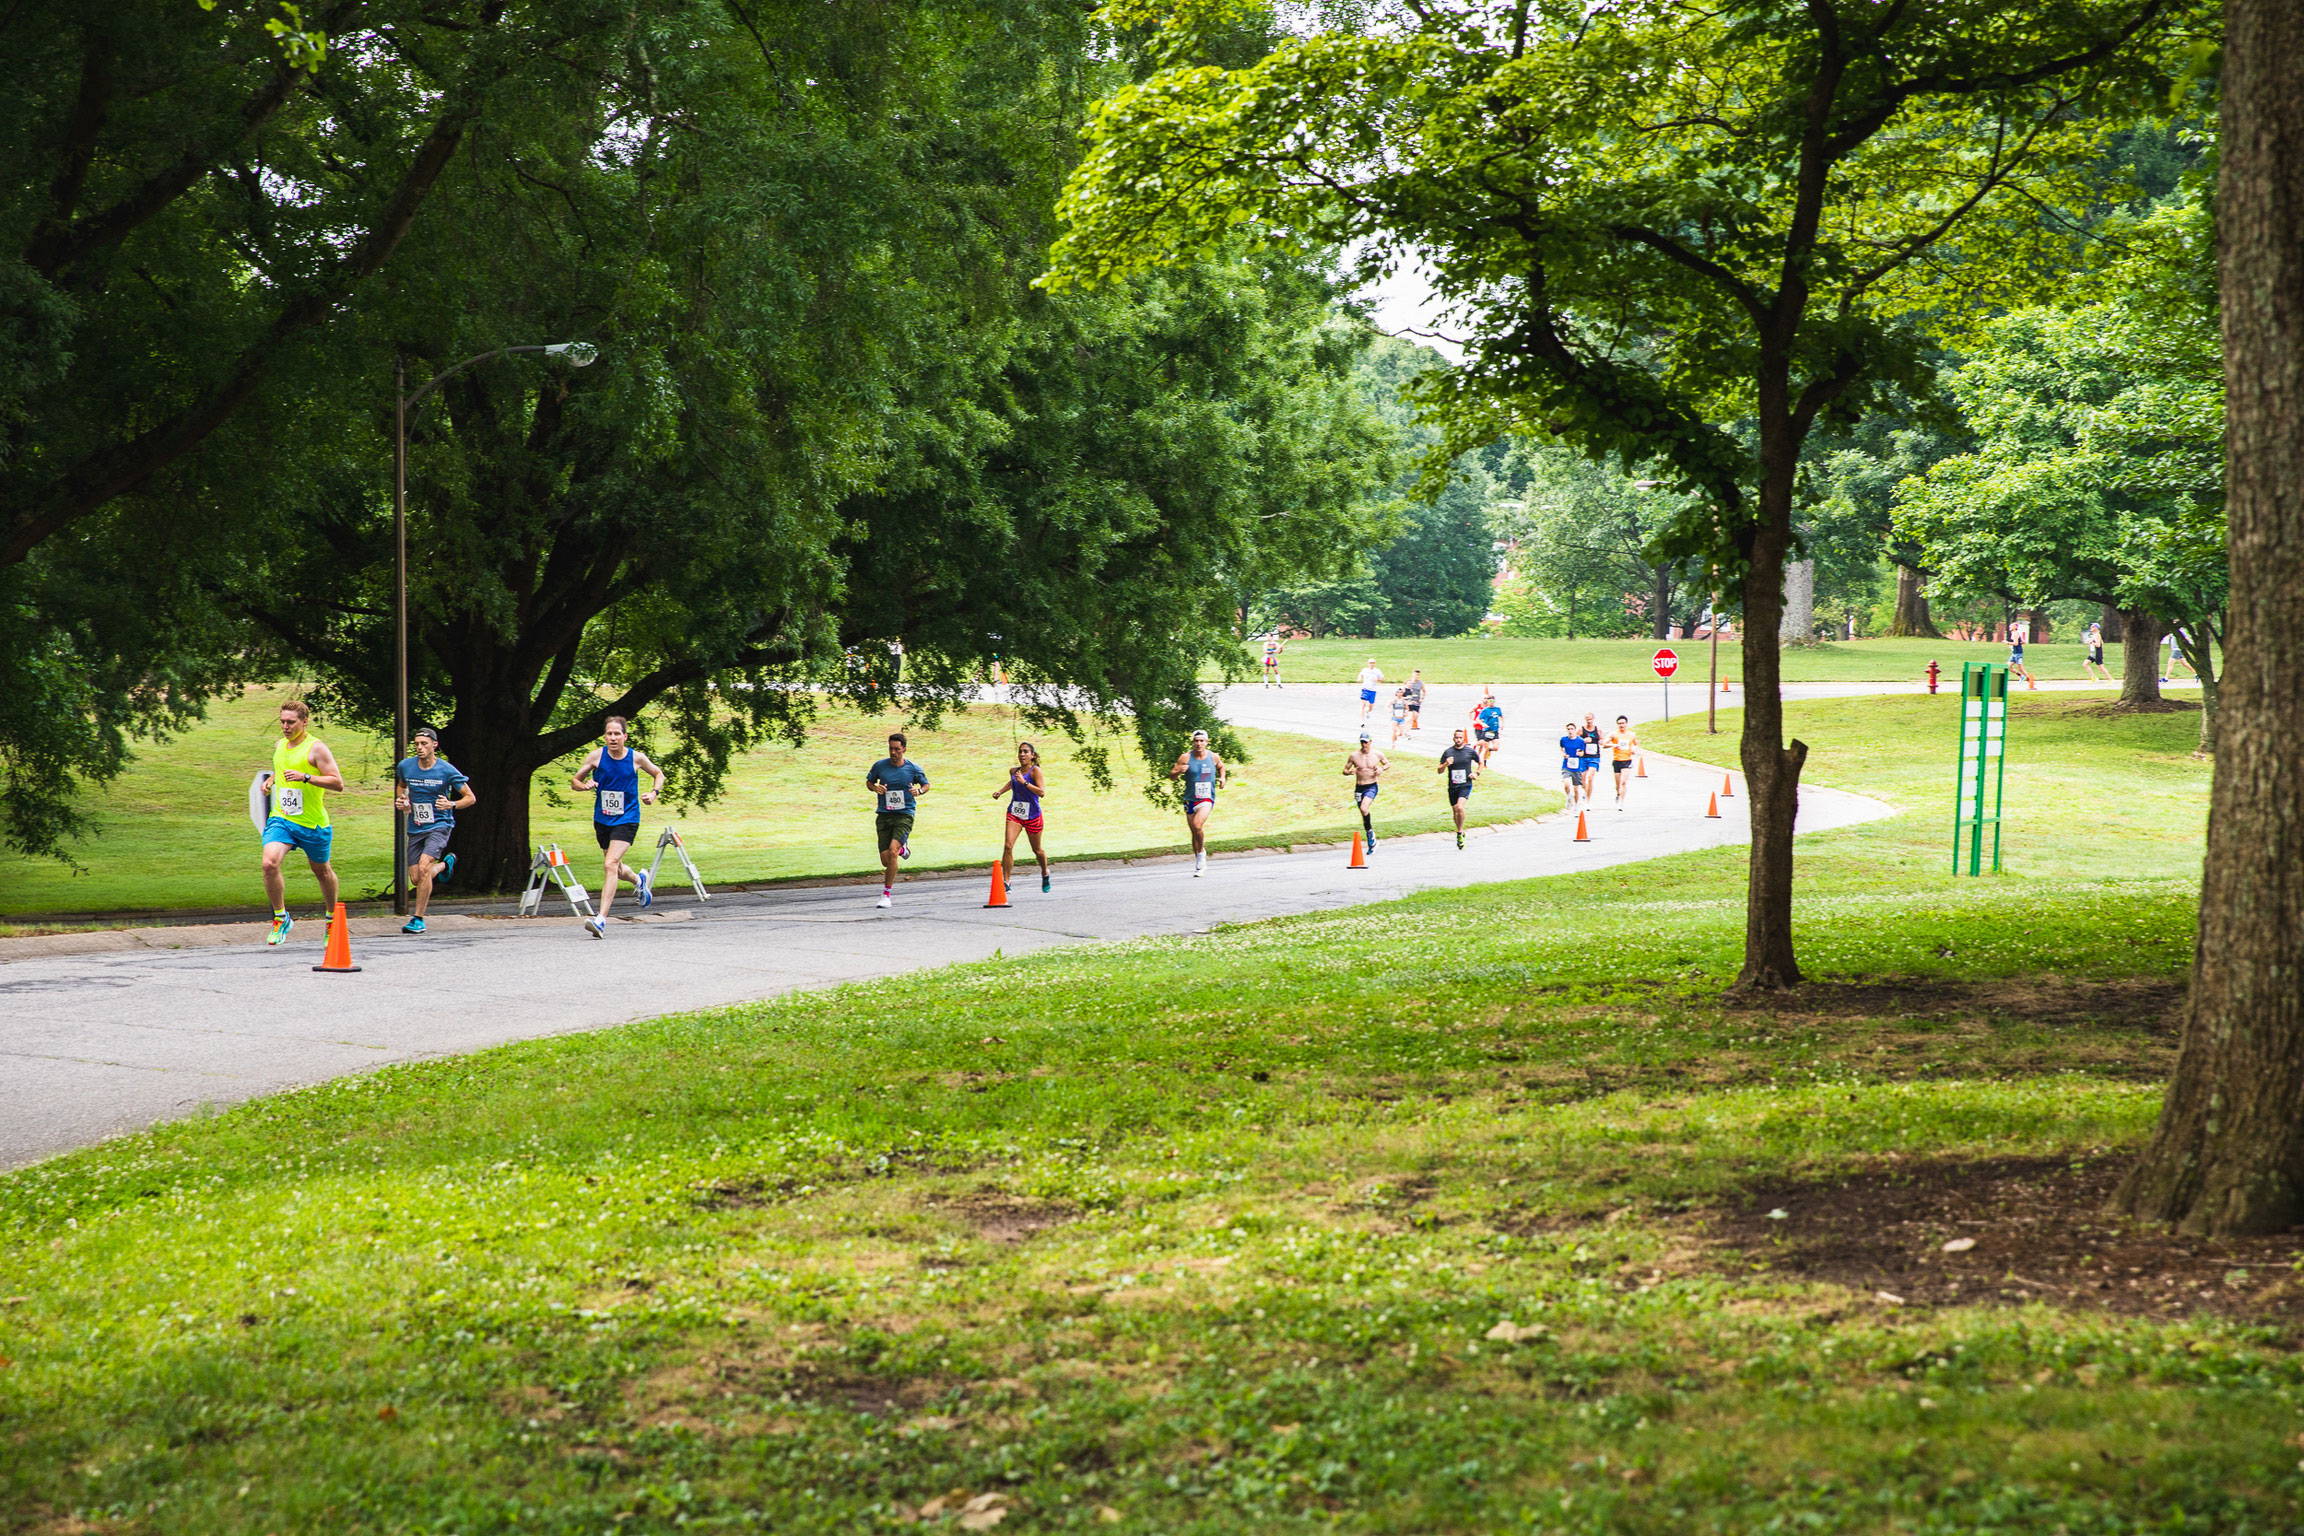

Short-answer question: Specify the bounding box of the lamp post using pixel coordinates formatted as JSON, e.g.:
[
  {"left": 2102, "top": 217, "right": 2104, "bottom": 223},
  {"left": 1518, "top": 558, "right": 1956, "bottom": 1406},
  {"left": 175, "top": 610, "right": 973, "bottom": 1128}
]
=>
[{"left": 392, "top": 342, "right": 596, "bottom": 913}]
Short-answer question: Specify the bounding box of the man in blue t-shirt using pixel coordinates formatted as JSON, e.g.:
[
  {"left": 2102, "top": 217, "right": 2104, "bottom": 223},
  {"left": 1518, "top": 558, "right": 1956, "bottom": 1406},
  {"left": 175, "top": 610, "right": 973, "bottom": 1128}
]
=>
[
  {"left": 394, "top": 726, "right": 475, "bottom": 935},
  {"left": 1471, "top": 689, "right": 1503, "bottom": 766},
  {"left": 1557, "top": 720, "right": 1587, "bottom": 810},
  {"left": 866, "top": 732, "right": 930, "bottom": 909}
]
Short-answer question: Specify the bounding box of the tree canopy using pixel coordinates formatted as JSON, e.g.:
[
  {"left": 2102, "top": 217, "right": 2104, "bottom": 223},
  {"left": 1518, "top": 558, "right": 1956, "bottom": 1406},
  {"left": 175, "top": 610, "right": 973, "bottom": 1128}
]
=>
[{"left": 1047, "top": 0, "right": 2204, "bottom": 988}]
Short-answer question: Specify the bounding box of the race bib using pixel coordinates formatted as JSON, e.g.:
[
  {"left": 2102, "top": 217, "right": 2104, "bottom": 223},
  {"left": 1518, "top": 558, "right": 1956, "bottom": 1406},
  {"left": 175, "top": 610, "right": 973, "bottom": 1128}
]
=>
[
  {"left": 410, "top": 801, "right": 435, "bottom": 826},
  {"left": 598, "top": 790, "right": 626, "bottom": 817},
  {"left": 1450, "top": 769, "right": 1468, "bottom": 784},
  {"left": 1008, "top": 800, "right": 1032, "bottom": 822},
  {"left": 276, "top": 784, "right": 304, "bottom": 817},
  {"left": 882, "top": 789, "right": 909, "bottom": 812}
]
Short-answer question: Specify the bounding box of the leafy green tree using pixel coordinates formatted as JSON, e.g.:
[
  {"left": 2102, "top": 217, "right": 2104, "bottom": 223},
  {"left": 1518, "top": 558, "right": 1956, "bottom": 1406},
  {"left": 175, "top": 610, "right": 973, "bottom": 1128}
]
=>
[
  {"left": 0, "top": 0, "right": 615, "bottom": 854},
  {"left": 1494, "top": 442, "right": 1706, "bottom": 639},
  {"left": 1370, "top": 468, "right": 1496, "bottom": 637},
  {"left": 1046, "top": 0, "right": 2198, "bottom": 988},
  {"left": 218, "top": 0, "right": 1388, "bottom": 887},
  {"left": 1895, "top": 197, "right": 2224, "bottom": 737}
]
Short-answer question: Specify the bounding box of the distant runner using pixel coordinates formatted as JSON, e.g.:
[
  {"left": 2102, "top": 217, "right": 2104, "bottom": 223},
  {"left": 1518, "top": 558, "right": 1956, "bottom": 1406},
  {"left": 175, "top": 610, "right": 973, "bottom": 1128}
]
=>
[
  {"left": 259, "top": 698, "right": 346, "bottom": 946},
  {"left": 1387, "top": 688, "right": 1409, "bottom": 746},
  {"left": 1438, "top": 729, "right": 1481, "bottom": 849},
  {"left": 1356, "top": 659, "right": 1384, "bottom": 723},
  {"left": 2082, "top": 620, "right": 2112, "bottom": 684},
  {"left": 393, "top": 725, "right": 474, "bottom": 935},
  {"left": 2008, "top": 628, "right": 2035, "bottom": 687},
  {"left": 994, "top": 740, "right": 1052, "bottom": 894},
  {"left": 1171, "top": 728, "right": 1228, "bottom": 877},
  {"left": 570, "top": 716, "right": 665, "bottom": 936},
  {"left": 1262, "top": 632, "right": 1286, "bottom": 688},
  {"left": 1605, "top": 715, "right": 1639, "bottom": 809},
  {"left": 1404, "top": 670, "right": 1427, "bottom": 732},
  {"left": 866, "top": 731, "right": 930, "bottom": 909},
  {"left": 1343, "top": 731, "right": 1389, "bottom": 853},
  {"left": 1580, "top": 712, "right": 1604, "bottom": 799},
  {"left": 1557, "top": 720, "right": 1587, "bottom": 809},
  {"left": 2161, "top": 626, "right": 2195, "bottom": 682},
  {"left": 1472, "top": 689, "right": 1503, "bottom": 765}
]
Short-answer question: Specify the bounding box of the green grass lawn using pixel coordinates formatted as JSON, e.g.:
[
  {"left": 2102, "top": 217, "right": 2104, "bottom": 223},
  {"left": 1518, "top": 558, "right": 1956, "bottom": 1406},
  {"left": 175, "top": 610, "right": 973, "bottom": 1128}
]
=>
[
  {"left": 1222, "top": 635, "right": 2193, "bottom": 686},
  {"left": 0, "top": 688, "right": 1547, "bottom": 916},
  {"left": 4, "top": 694, "right": 2275, "bottom": 1534}
]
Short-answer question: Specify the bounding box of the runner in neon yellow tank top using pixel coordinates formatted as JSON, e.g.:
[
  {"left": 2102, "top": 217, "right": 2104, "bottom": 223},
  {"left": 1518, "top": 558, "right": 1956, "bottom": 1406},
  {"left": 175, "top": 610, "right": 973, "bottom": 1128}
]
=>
[{"left": 260, "top": 698, "right": 345, "bottom": 946}]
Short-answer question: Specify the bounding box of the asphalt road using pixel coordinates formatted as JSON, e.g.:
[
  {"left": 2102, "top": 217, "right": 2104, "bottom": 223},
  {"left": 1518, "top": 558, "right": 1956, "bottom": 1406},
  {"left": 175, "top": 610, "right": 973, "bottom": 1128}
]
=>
[{"left": 0, "top": 681, "right": 1910, "bottom": 1169}]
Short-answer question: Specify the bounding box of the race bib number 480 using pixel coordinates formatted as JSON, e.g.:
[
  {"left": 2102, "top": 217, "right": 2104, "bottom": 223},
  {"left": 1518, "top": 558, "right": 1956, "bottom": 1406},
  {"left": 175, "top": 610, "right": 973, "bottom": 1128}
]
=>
[
  {"left": 276, "top": 785, "right": 304, "bottom": 817},
  {"left": 882, "top": 790, "right": 909, "bottom": 812},
  {"left": 598, "top": 790, "right": 626, "bottom": 817}
]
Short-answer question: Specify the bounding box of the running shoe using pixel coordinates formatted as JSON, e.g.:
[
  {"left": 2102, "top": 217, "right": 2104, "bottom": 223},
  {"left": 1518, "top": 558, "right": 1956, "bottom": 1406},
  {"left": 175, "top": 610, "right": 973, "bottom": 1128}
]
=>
[
  {"left": 1455, "top": 830, "right": 1465, "bottom": 850},
  {"left": 266, "top": 912, "right": 293, "bottom": 946},
  {"left": 1041, "top": 875, "right": 1051, "bottom": 894},
  {"left": 899, "top": 841, "right": 912, "bottom": 860},
  {"left": 436, "top": 853, "right": 456, "bottom": 888},
  {"left": 876, "top": 892, "right": 894, "bottom": 909},
  {"left": 587, "top": 915, "right": 607, "bottom": 939},
  {"left": 402, "top": 916, "right": 426, "bottom": 935},
  {"left": 635, "top": 868, "right": 654, "bottom": 909}
]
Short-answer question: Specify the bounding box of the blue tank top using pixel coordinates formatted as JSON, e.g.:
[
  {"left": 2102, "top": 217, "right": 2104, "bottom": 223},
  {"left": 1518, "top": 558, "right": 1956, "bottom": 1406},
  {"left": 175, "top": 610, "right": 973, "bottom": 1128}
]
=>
[
  {"left": 594, "top": 747, "right": 640, "bottom": 825},
  {"left": 1184, "top": 754, "right": 1218, "bottom": 802},
  {"left": 1007, "top": 768, "right": 1042, "bottom": 820}
]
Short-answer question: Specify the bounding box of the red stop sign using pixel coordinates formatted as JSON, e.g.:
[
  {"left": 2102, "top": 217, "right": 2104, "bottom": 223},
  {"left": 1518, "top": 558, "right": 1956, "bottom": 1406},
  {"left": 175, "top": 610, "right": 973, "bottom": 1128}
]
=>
[{"left": 1652, "top": 647, "right": 1680, "bottom": 678}]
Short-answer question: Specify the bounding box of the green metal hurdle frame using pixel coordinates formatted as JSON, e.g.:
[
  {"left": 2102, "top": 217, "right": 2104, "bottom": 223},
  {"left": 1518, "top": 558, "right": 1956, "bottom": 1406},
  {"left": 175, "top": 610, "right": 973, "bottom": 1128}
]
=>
[{"left": 1953, "top": 662, "right": 2009, "bottom": 875}]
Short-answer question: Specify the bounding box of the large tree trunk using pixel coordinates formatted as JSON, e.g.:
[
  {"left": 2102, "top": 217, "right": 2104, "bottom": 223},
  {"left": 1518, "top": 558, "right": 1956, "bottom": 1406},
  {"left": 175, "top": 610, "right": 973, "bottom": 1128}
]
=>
[
  {"left": 437, "top": 716, "right": 549, "bottom": 895},
  {"left": 1778, "top": 558, "right": 1816, "bottom": 643},
  {"left": 2120, "top": 608, "right": 2165, "bottom": 705},
  {"left": 2113, "top": 0, "right": 2304, "bottom": 1237},
  {"left": 1734, "top": 430, "right": 1808, "bottom": 992},
  {"left": 1889, "top": 563, "right": 1939, "bottom": 637},
  {"left": 2098, "top": 603, "right": 2126, "bottom": 643},
  {"left": 2027, "top": 605, "right": 2052, "bottom": 643},
  {"left": 1652, "top": 565, "right": 1675, "bottom": 640}
]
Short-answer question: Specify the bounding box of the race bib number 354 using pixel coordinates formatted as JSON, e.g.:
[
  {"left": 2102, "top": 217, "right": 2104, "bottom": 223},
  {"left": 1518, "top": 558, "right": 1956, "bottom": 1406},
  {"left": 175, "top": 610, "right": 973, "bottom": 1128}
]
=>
[{"left": 276, "top": 785, "right": 304, "bottom": 817}]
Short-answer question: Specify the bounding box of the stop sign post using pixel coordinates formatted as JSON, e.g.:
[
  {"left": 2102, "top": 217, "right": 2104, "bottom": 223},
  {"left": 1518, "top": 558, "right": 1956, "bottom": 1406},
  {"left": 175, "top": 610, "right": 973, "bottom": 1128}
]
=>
[{"left": 1653, "top": 647, "right": 1679, "bottom": 719}]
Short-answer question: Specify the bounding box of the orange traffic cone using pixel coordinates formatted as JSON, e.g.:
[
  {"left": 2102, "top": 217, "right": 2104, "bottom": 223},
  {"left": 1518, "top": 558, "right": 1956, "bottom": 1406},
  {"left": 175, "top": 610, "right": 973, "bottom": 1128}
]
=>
[
  {"left": 1348, "top": 827, "right": 1367, "bottom": 868},
  {"left": 1720, "top": 772, "right": 1735, "bottom": 798},
  {"left": 1573, "top": 810, "right": 1590, "bottom": 842},
  {"left": 984, "top": 859, "right": 1010, "bottom": 909},
  {"left": 1635, "top": 755, "right": 1647, "bottom": 778},
  {"left": 1705, "top": 792, "right": 1721, "bottom": 819},
  {"left": 1721, "top": 676, "right": 1733, "bottom": 694},
  {"left": 312, "top": 901, "right": 360, "bottom": 973}
]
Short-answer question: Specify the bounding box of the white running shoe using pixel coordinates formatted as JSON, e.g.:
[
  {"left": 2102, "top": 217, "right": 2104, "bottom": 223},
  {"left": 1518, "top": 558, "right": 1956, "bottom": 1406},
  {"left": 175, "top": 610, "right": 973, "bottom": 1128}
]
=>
[
  {"left": 586, "top": 915, "right": 606, "bottom": 939},
  {"left": 876, "top": 892, "right": 894, "bottom": 909},
  {"left": 635, "top": 869, "right": 654, "bottom": 908}
]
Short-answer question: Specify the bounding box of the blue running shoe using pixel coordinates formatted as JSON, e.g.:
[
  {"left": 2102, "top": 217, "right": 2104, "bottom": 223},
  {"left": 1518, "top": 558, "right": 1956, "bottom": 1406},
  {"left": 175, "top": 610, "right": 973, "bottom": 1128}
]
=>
[
  {"left": 1041, "top": 875, "right": 1051, "bottom": 894},
  {"left": 266, "top": 912, "right": 293, "bottom": 946},
  {"left": 636, "top": 868, "right": 654, "bottom": 908},
  {"left": 436, "top": 852, "right": 456, "bottom": 889},
  {"left": 402, "top": 916, "right": 426, "bottom": 935}
]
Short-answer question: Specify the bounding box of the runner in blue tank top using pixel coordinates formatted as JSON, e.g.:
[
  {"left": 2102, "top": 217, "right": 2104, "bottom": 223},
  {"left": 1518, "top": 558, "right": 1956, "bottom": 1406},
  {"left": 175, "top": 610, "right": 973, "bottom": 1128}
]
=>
[
  {"left": 570, "top": 716, "right": 665, "bottom": 938},
  {"left": 990, "top": 740, "right": 1051, "bottom": 893},
  {"left": 1169, "top": 729, "right": 1228, "bottom": 877}
]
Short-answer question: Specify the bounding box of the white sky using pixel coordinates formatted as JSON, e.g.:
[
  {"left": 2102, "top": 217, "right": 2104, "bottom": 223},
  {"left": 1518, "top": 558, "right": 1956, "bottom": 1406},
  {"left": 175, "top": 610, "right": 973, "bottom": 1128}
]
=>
[{"left": 1354, "top": 255, "right": 1463, "bottom": 361}]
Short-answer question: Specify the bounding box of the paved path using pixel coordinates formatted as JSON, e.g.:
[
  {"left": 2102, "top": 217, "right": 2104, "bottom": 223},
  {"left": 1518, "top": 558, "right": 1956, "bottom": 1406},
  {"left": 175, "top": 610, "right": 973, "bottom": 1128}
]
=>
[{"left": 0, "top": 710, "right": 1892, "bottom": 1168}]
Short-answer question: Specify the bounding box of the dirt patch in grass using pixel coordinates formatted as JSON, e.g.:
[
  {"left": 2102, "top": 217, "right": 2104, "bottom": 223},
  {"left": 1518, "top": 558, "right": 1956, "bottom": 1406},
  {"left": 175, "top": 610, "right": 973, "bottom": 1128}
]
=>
[
  {"left": 932, "top": 1190, "right": 1076, "bottom": 1244},
  {"left": 1704, "top": 1153, "right": 2304, "bottom": 1326},
  {"left": 1727, "top": 976, "right": 2185, "bottom": 1034}
]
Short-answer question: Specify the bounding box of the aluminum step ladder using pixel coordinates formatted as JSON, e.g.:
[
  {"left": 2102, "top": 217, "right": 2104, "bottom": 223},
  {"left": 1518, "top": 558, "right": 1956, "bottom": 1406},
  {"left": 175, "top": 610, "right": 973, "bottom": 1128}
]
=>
[
  {"left": 643, "top": 824, "right": 709, "bottom": 902},
  {"left": 517, "top": 842, "right": 596, "bottom": 920}
]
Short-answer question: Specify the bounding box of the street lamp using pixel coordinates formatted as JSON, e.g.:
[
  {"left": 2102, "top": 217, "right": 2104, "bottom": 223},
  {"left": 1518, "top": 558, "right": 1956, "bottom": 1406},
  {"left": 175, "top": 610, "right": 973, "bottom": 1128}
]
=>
[{"left": 391, "top": 342, "right": 597, "bottom": 913}]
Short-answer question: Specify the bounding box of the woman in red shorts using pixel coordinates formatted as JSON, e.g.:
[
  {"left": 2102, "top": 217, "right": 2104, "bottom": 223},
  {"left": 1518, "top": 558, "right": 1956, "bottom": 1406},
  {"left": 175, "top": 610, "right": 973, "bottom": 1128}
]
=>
[{"left": 992, "top": 740, "right": 1052, "bottom": 893}]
